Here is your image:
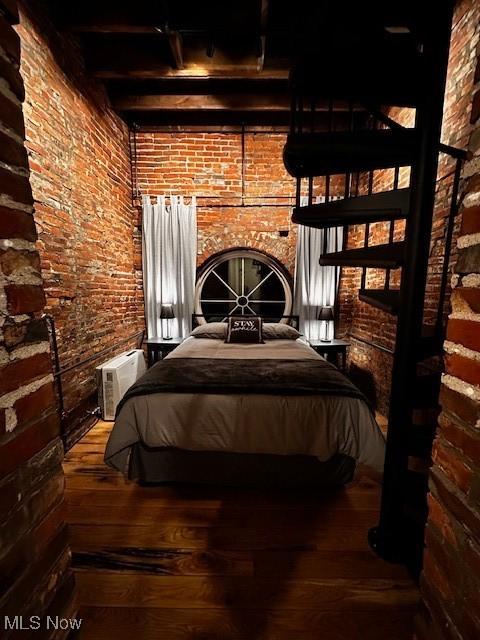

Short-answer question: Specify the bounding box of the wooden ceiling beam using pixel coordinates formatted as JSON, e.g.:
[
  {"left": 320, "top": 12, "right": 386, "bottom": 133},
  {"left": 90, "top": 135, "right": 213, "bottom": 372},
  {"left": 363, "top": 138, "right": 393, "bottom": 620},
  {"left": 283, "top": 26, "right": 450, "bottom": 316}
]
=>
[
  {"left": 113, "top": 93, "right": 290, "bottom": 111},
  {"left": 85, "top": 37, "right": 288, "bottom": 79},
  {"left": 113, "top": 93, "right": 365, "bottom": 113},
  {"left": 53, "top": 1, "right": 164, "bottom": 33},
  {"left": 57, "top": 1, "right": 262, "bottom": 36},
  {"left": 93, "top": 65, "right": 289, "bottom": 80},
  {"left": 68, "top": 23, "right": 157, "bottom": 34},
  {"left": 105, "top": 78, "right": 289, "bottom": 94}
]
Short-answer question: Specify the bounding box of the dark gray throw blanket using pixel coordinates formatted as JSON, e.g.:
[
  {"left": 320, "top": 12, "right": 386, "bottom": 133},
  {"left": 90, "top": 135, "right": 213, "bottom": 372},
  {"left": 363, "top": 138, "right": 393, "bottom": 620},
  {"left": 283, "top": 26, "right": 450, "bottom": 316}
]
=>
[{"left": 116, "top": 358, "right": 371, "bottom": 418}]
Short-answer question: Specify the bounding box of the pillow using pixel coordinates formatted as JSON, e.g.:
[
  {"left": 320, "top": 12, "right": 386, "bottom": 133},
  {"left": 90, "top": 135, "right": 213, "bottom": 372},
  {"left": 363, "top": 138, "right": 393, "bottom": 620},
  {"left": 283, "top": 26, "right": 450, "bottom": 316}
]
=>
[
  {"left": 191, "top": 322, "right": 227, "bottom": 339},
  {"left": 263, "top": 322, "right": 301, "bottom": 340},
  {"left": 225, "top": 316, "right": 263, "bottom": 344}
]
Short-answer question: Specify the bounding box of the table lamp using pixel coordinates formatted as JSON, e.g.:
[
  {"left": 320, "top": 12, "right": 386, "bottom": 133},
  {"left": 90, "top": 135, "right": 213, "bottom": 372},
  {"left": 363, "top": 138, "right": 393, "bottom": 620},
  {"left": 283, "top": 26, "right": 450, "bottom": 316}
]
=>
[
  {"left": 318, "top": 305, "right": 334, "bottom": 343},
  {"left": 160, "top": 304, "right": 175, "bottom": 340}
]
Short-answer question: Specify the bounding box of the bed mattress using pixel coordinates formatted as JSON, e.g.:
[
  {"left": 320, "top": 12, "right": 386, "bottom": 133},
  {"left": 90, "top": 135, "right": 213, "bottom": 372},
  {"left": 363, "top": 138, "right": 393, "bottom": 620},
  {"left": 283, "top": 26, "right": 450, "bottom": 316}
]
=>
[{"left": 105, "top": 337, "right": 385, "bottom": 475}]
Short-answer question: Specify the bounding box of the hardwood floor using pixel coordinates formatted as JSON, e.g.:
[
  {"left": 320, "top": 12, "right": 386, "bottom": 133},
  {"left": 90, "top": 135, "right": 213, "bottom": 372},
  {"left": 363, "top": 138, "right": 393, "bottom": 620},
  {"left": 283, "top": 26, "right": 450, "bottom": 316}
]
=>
[{"left": 63, "top": 420, "right": 418, "bottom": 639}]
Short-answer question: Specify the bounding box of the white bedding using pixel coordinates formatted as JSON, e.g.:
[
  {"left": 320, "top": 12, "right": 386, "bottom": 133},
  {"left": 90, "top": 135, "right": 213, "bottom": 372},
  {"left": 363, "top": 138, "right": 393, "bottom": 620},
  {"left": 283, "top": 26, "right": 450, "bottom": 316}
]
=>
[{"left": 105, "top": 337, "right": 386, "bottom": 474}]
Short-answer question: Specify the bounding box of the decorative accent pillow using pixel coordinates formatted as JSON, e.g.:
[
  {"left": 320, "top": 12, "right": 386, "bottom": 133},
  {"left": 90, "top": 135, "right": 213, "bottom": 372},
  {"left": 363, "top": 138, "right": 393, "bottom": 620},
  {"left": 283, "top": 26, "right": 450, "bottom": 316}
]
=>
[
  {"left": 263, "top": 323, "right": 301, "bottom": 340},
  {"left": 225, "top": 316, "right": 264, "bottom": 344},
  {"left": 191, "top": 322, "right": 227, "bottom": 339}
]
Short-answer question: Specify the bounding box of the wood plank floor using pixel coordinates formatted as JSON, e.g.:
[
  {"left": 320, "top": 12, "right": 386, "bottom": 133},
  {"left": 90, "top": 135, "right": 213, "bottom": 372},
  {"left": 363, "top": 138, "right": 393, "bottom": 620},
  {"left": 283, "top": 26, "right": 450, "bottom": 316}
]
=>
[{"left": 63, "top": 420, "right": 418, "bottom": 639}]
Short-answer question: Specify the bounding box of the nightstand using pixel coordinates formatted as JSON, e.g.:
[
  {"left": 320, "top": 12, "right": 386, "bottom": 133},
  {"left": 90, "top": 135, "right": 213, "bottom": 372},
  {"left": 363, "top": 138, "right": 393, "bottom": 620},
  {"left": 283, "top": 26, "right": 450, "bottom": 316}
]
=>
[
  {"left": 145, "top": 337, "right": 183, "bottom": 367},
  {"left": 309, "top": 339, "right": 350, "bottom": 372}
]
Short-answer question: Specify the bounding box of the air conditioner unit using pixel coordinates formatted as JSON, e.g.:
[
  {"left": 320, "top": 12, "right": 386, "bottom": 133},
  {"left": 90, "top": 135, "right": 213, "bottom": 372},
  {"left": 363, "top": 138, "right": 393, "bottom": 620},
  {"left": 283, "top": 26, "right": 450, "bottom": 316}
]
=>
[{"left": 96, "top": 349, "right": 146, "bottom": 421}]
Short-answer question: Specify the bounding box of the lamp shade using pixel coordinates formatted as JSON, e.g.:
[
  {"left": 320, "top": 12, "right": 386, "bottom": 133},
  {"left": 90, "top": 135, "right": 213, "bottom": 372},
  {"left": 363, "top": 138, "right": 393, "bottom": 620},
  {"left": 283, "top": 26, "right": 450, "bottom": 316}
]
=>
[
  {"left": 160, "top": 304, "right": 175, "bottom": 319},
  {"left": 317, "top": 305, "right": 334, "bottom": 322}
]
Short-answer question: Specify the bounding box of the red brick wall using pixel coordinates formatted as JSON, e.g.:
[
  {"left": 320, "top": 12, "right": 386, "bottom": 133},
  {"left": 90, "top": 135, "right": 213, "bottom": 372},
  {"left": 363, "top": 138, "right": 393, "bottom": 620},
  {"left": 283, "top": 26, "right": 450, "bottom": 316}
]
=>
[
  {"left": 17, "top": 2, "right": 143, "bottom": 444},
  {"left": 338, "top": 1, "right": 480, "bottom": 414},
  {"left": 0, "top": 0, "right": 73, "bottom": 633},
  {"left": 135, "top": 131, "right": 298, "bottom": 274},
  {"left": 416, "top": 36, "right": 480, "bottom": 640}
]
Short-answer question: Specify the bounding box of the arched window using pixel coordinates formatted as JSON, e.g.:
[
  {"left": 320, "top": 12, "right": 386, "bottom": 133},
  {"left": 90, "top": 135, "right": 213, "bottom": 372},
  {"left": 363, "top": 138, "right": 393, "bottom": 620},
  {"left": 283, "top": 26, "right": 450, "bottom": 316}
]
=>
[{"left": 195, "top": 248, "right": 293, "bottom": 323}]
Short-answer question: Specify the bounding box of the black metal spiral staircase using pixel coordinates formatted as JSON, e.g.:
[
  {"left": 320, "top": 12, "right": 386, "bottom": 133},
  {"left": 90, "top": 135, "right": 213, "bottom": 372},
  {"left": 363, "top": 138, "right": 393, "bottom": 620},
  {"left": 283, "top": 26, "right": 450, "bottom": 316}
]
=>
[{"left": 284, "top": 2, "right": 466, "bottom": 574}]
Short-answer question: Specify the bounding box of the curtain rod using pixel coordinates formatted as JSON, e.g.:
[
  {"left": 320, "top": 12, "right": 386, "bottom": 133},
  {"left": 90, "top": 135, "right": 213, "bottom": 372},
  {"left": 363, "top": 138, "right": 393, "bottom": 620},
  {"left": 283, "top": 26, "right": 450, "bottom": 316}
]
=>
[
  {"left": 139, "top": 196, "right": 339, "bottom": 208},
  {"left": 139, "top": 196, "right": 296, "bottom": 201},
  {"left": 196, "top": 203, "right": 293, "bottom": 209}
]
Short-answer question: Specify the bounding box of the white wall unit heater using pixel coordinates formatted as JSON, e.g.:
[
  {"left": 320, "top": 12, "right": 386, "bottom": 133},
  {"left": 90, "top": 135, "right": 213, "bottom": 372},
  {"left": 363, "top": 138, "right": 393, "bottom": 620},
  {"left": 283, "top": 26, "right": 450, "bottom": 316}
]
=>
[{"left": 96, "top": 349, "right": 146, "bottom": 421}]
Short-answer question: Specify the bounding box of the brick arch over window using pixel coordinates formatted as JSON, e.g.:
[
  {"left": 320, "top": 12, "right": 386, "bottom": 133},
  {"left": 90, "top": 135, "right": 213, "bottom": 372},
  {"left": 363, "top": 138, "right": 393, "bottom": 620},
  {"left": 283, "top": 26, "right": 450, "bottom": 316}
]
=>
[{"left": 198, "top": 227, "right": 297, "bottom": 277}]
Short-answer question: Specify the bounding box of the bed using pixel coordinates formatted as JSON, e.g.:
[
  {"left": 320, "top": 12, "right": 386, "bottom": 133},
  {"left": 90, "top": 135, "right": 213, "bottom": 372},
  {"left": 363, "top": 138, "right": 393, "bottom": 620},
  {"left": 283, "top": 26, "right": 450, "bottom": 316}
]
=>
[{"left": 105, "top": 320, "right": 385, "bottom": 487}]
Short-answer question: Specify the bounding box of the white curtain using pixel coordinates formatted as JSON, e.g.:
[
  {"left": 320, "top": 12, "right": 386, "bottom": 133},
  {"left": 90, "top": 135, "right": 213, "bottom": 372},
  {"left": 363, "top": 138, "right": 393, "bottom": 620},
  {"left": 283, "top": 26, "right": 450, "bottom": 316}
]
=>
[
  {"left": 142, "top": 195, "right": 197, "bottom": 338},
  {"left": 294, "top": 197, "right": 343, "bottom": 341}
]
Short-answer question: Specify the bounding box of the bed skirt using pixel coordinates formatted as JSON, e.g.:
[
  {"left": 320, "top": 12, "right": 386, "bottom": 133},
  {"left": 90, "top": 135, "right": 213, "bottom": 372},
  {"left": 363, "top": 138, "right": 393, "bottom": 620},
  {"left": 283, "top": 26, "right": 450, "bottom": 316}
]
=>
[{"left": 129, "top": 443, "right": 356, "bottom": 487}]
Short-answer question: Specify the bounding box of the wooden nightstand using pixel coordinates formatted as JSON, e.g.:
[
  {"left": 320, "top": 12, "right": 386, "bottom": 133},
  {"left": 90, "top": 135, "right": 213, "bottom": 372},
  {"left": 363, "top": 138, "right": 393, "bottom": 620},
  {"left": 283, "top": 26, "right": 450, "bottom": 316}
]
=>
[
  {"left": 145, "top": 337, "right": 183, "bottom": 367},
  {"left": 309, "top": 339, "right": 350, "bottom": 372}
]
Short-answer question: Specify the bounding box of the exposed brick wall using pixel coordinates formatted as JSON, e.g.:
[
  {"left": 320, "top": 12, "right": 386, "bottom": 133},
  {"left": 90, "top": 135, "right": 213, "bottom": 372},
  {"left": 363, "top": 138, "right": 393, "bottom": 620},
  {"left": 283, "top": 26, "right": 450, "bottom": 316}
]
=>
[
  {"left": 416, "top": 36, "right": 480, "bottom": 640},
  {"left": 134, "top": 131, "right": 298, "bottom": 275},
  {"left": 338, "top": 1, "right": 480, "bottom": 414},
  {"left": 17, "top": 1, "right": 143, "bottom": 445},
  {"left": 0, "top": 0, "right": 73, "bottom": 634}
]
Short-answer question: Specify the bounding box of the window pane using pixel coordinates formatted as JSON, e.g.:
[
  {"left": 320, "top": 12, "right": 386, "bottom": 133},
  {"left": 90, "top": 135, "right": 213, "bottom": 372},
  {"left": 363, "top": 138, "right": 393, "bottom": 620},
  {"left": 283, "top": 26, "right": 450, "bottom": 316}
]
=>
[
  {"left": 227, "top": 258, "right": 243, "bottom": 294},
  {"left": 202, "top": 301, "right": 236, "bottom": 321},
  {"left": 202, "top": 271, "right": 236, "bottom": 300},
  {"left": 249, "top": 301, "right": 285, "bottom": 321}
]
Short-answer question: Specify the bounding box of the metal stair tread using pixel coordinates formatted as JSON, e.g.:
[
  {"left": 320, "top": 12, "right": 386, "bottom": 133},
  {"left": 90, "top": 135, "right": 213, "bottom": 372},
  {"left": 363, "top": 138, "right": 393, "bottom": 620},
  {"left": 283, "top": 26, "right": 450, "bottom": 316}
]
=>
[
  {"left": 320, "top": 242, "right": 405, "bottom": 269},
  {"left": 358, "top": 289, "right": 400, "bottom": 314},
  {"left": 292, "top": 188, "right": 411, "bottom": 228},
  {"left": 284, "top": 129, "right": 418, "bottom": 178}
]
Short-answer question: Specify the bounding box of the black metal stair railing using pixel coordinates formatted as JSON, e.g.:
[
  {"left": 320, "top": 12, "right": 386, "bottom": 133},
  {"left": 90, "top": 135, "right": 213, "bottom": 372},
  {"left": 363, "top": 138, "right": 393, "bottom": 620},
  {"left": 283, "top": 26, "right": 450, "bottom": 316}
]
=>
[
  {"left": 384, "top": 166, "right": 401, "bottom": 291},
  {"left": 360, "top": 119, "right": 376, "bottom": 292},
  {"left": 435, "top": 156, "right": 463, "bottom": 334}
]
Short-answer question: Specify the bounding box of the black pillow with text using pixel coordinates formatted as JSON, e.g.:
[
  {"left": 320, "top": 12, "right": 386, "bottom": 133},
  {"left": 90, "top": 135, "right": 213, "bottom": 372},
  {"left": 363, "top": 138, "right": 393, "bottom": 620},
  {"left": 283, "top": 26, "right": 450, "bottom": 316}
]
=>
[{"left": 225, "top": 316, "right": 264, "bottom": 344}]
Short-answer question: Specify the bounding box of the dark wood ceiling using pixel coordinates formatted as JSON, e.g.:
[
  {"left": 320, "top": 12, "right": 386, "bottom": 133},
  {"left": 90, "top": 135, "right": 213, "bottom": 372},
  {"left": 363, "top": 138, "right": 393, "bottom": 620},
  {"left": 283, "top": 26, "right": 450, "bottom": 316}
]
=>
[{"left": 47, "top": 0, "right": 433, "bottom": 128}]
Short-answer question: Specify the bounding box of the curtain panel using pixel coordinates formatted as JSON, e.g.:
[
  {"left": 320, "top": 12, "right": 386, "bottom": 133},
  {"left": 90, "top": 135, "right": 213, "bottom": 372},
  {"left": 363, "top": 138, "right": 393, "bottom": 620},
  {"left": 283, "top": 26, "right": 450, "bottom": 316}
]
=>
[
  {"left": 293, "top": 197, "right": 343, "bottom": 341},
  {"left": 142, "top": 195, "right": 197, "bottom": 339}
]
